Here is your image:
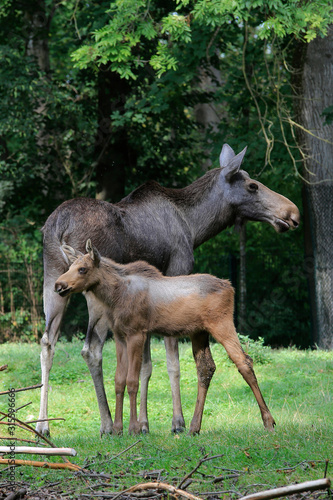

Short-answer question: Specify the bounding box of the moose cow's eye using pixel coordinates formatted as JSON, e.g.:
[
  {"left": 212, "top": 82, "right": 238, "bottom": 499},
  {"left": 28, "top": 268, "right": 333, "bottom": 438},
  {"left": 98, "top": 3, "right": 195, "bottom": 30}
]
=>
[
  {"left": 78, "top": 267, "right": 87, "bottom": 274},
  {"left": 248, "top": 183, "right": 258, "bottom": 192}
]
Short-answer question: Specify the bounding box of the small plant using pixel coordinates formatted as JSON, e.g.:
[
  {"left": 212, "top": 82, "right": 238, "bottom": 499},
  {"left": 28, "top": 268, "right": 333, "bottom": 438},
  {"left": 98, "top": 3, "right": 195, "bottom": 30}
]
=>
[{"left": 238, "top": 334, "right": 272, "bottom": 364}]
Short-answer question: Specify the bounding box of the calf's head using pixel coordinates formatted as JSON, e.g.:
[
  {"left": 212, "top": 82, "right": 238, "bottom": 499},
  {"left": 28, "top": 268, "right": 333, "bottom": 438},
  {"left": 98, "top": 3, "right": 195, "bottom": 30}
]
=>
[
  {"left": 219, "top": 144, "right": 300, "bottom": 232},
  {"left": 55, "top": 239, "right": 100, "bottom": 297}
]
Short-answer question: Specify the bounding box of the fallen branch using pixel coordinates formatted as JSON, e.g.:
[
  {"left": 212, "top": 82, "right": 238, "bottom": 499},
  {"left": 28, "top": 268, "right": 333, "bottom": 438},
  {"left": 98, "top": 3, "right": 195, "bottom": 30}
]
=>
[
  {"left": 0, "top": 410, "right": 74, "bottom": 467},
  {"left": 241, "top": 478, "right": 331, "bottom": 500},
  {"left": 0, "top": 411, "right": 61, "bottom": 448},
  {"left": 0, "top": 421, "right": 39, "bottom": 434},
  {"left": 0, "top": 402, "right": 32, "bottom": 422},
  {"left": 0, "top": 446, "right": 77, "bottom": 456},
  {"left": 4, "top": 487, "right": 27, "bottom": 500},
  {"left": 24, "top": 417, "right": 65, "bottom": 424},
  {"left": 178, "top": 454, "right": 224, "bottom": 489},
  {"left": 0, "top": 436, "right": 44, "bottom": 445},
  {"left": 112, "top": 481, "right": 204, "bottom": 500},
  {"left": 84, "top": 439, "right": 142, "bottom": 470},
  {"left": 0, "top": 384, "right": 42, "bottom": 396},
  {"left": 0, "top": 457, "right": 82, "bottom": 472},
  {"left": 110, "top": 439, "right": 141, "bottom": 461}
]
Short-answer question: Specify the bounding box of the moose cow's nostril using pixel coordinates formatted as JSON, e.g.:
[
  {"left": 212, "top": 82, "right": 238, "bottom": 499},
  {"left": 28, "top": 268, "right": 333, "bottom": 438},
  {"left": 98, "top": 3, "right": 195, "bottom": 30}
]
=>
[{"left": 291, "top": 218, "right": 299, "bottom": 228}]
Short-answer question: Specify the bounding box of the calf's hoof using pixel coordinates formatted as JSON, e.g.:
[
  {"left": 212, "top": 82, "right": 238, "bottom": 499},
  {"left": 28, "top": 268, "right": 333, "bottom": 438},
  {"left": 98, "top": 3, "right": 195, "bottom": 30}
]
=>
[
  {"left": 129, "top": 421, "right": 142, "bottom": 435},
  {"left": 112, "top": 427, "right": 123, "bottom": 436}
]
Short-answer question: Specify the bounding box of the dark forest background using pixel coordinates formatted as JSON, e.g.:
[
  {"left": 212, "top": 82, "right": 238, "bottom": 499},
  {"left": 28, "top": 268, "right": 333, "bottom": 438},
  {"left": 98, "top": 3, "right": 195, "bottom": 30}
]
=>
[{"left": 0, "top": 0, "right": 332, "bottom": 348}]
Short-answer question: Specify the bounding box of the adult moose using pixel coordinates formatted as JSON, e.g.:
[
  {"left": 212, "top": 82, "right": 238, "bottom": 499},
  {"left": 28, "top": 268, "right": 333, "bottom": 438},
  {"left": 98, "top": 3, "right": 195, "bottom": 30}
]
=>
[
  {"left": 55, "top": 239, "right": 276, "bottom": 435},
  {"left": 38, "top": 143, "right": 300, "bottom": 437}
]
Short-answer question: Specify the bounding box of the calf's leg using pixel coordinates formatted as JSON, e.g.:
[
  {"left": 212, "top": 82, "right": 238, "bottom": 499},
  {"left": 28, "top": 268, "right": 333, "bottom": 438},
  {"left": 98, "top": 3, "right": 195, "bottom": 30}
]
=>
[
  {"left": 126, "top": 333, "right": 147, "bottom": 435},
  {"left": 212, "top": 321, "right": 275, "bottom": 430},
  {"left": 189, "top": 332, "right": 216, "bottom": 435},
  {"left": 113, "top": 336, "right": 128, "bottom": 435}
]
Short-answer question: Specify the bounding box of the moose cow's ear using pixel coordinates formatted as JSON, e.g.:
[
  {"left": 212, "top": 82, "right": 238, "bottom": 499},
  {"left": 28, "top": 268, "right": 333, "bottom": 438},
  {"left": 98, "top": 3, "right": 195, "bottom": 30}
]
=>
[
  {"left": 222, "top": 146, "right": 247, "bottom": 182},
  {"left": 86, "top": 239, "right": 101, "bottom": 266},
  {"left": 219, "top": 143, "right": 236, "bottom": 167},
  {"left": 61, "top": 244, "right": 83, "bottom": 264}
]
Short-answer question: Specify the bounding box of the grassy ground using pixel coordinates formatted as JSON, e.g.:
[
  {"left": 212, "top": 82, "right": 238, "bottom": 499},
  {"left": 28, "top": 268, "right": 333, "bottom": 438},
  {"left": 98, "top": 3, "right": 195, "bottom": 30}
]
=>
[{"left": 0, "top": 338, "right": 332, "bottom": 498}]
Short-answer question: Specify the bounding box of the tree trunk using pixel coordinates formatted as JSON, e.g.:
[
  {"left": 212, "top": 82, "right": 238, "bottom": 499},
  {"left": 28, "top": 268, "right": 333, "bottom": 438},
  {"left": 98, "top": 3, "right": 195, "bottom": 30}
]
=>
[
  {"left": 94, "top": 69, "right": 136, "bottom": 202},
  {"left": 294, "top": 25, "right": 333, "bottom": 349},
  {"left": 24, "top": 0, "right": 53, "bottom": 76},
  {"left": 194, "top": 65, "right": 223, "bottom": 170}
]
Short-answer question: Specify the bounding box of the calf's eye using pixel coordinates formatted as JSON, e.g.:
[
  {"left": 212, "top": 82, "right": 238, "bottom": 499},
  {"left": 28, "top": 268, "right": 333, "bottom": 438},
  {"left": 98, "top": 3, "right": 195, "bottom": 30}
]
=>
[{"left": 78, "top": 267, "right": 87, "bottom": 274}]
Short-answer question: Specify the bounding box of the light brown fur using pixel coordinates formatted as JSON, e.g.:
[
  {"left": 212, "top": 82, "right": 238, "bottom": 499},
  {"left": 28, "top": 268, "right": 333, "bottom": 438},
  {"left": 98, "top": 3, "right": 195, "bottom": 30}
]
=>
[{"left": 55, "top": 240, "right": 276, "bottom": 435}]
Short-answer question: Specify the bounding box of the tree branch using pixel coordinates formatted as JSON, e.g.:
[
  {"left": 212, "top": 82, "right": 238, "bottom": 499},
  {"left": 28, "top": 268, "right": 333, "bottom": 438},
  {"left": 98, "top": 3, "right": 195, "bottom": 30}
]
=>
[{"left": 241, "top": 478, "right": 331, "bottom": 500}]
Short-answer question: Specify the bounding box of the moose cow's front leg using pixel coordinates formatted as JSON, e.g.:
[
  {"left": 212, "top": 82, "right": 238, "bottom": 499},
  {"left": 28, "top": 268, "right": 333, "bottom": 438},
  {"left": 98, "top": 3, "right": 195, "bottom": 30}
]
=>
[
  {"left": 164, "top": 256, "right": 193, "bottom": 433},
  {"left": 164, "top": 336, "right": 186, "bottom": 433},
  {"left": 37, "top": 290, "right": 67, "bottom": 436},
  {"left": 81, "top": 296, "right": 113, "bottom": 436}
]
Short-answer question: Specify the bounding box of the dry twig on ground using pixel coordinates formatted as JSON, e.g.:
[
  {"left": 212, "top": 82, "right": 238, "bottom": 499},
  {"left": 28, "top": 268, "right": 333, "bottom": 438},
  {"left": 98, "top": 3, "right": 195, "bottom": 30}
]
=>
[{"left": 241, "top": 478, "right": 331, "bottom": 500}]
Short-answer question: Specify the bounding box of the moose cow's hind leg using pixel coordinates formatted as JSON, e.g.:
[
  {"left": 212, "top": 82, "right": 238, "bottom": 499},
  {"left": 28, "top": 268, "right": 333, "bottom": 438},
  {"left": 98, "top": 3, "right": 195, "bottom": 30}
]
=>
[
  {"left": 138, "top": 334, "right": 152, "bottom": 434},
  {"left": 189, "top": 332, "right": 216, "bottom": 435}
]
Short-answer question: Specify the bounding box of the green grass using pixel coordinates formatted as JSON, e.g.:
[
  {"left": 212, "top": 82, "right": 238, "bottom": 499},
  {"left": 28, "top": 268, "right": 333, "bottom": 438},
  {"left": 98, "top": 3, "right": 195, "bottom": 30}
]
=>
[{"left": 0, "top": 338, "right": 332, "bottom": 498}]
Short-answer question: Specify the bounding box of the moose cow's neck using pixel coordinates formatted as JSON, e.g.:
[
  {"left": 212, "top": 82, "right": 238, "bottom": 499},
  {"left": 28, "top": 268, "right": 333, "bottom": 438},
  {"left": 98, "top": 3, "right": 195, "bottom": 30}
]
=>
[{"left": 172, "top": 169, "right": 235, "bottom": 248}]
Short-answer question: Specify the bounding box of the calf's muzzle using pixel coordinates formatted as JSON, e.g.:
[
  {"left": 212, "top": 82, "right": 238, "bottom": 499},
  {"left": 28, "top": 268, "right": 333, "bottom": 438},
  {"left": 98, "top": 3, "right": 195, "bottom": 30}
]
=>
[{"left": 55, "top": 281, "right": 72, "bottom": 297}]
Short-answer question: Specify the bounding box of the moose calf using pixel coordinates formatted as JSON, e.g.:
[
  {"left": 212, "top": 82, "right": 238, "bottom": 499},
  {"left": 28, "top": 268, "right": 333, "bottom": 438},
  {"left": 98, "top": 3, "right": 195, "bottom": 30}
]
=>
[{"left": 55, "top": 239, "right": 276, "bottom": 435}]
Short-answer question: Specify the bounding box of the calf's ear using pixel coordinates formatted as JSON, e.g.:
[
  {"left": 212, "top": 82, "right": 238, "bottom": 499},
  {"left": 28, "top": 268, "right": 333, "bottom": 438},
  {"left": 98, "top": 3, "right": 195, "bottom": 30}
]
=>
[
  {"left": 86, "top": 239, "right": 101, "bottom": 266},
  {"left": 61, "top": 244, "right": 83, "bottom": 264}
]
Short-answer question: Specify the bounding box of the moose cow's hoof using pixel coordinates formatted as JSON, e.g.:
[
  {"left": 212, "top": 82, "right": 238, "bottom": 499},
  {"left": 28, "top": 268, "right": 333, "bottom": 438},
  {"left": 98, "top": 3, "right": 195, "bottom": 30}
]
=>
[
  {"left": 36, "top": 422, "right": 50, "bottom": 437},
  {"left": 100, "top": 423, "right": 114, "bottom": 437},
  {"left": 172, "top": 426, "right": 186, "bottom": 434},
  {"left": 140, "top": 422, "right": 149, "bottom": 434},
  {"left": 171, "top": 416, "right": 186, "bottom": 434},
  {"left": 263, "top": 415, "right": 276, "bottom": 432}
]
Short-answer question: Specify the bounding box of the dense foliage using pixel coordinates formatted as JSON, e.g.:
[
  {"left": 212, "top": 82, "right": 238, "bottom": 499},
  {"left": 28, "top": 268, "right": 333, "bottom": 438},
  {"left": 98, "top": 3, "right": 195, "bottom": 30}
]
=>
[{"left": 0, "top": 0, "right": 331, "bottom": 345}]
